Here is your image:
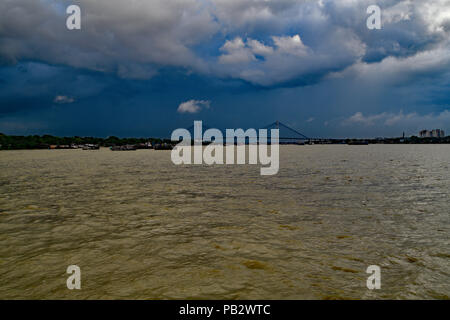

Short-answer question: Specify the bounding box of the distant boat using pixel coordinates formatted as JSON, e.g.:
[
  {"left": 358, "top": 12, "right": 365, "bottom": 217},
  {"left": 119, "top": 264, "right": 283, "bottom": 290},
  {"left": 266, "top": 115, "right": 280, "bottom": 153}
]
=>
[
  {"left": 135, "top": 142, "right": 153, "bottom": 149},
  {"left": 110, "top": 145, "right": 137, "bottom": 151},
  {"left": 82, "top": 144, "right": 100, "bottom": 150},
  {"left": 153, "top": 143, "right": 173, "bottom": 150},
  {"left": 347, "top": 140, "right": 369, "bottom": 145}
]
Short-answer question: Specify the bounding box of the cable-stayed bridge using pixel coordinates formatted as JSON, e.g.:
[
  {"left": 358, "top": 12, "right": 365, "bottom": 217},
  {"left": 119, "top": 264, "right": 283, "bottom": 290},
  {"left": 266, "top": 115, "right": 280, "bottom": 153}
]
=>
[
  {"left": 184, "top": 120, "right": 310, "bottom": 145},
  {"left": 262, "top": 121, "right": 309, "bottom": 144}
]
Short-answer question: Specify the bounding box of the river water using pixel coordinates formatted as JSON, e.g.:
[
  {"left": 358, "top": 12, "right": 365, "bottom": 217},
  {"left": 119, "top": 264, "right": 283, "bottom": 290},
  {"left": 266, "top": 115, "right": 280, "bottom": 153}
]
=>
[{"left": 0, "top": 145, "right": 449, "bottom": 299}]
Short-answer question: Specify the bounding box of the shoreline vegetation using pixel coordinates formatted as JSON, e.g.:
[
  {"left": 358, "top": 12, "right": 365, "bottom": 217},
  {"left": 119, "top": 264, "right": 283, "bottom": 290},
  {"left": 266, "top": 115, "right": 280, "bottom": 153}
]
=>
[
  {"left": 0, "top": 133, "right": 449, "bottom": 150},
  {"left": 0, "top": 133, "right": 173, "bottom": 151}
]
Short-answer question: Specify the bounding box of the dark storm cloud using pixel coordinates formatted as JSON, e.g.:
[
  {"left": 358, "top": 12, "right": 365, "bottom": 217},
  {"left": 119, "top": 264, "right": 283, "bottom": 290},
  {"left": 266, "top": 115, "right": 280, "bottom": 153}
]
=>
[
  {"left": 0, "top": 1, "right": 449, "bottom": 86},
  {"left": 0, "top": 62, "right": 118, "bottom": 115},
  {"left": 0, "top": 0, "right": 449, "bottom": 137}
]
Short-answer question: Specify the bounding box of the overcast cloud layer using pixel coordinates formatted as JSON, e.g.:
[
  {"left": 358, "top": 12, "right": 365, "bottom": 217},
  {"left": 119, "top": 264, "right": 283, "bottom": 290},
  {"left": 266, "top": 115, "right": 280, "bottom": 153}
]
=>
[{"left": 0, "top": 0, "right": 449, "bottom": 137}]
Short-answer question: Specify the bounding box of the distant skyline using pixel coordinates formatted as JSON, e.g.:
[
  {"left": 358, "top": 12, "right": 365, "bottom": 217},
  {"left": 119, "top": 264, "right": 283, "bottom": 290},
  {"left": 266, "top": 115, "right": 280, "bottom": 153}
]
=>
[{"left": 0, "top": 0, "right": 449, "bottom": 138}]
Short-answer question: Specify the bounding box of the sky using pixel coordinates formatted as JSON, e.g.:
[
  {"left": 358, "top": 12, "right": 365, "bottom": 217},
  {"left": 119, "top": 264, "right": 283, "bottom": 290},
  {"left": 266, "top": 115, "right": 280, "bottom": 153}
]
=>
[{"left": 0, "top": 0, "right": 449, "bottom": 138}]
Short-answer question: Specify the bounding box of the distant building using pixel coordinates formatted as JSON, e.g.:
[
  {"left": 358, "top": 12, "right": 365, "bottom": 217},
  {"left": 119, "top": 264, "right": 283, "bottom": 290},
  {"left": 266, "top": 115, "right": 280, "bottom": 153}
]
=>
[
  {"left": 431, "top": 129, "right": 445, "bottom": 138},
  {"left": 419, "top": 129, "right": 445, "bottom": 138},
  {"left": 419, "top": 130, "right": 430, "bottom": 138}
]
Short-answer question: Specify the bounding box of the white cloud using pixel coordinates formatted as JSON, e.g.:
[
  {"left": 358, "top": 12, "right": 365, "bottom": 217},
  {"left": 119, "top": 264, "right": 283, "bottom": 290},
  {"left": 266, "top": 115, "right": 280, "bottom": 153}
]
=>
[
  {"left": 272, "top": 35, "right": 309, "bottom": 57},
  {"left": 53, "top": 95, "right": 75, "bottom": 104},
  {"left": 177, "top": 100, "right": 210, "bottom": 113},
  {"left": 343, "top": 110, "right": 450, "bottom": 132},
  {"left": 418, "top": 0, "right": 450, "bottom": 33},
  {"left": 328, "top": 42, "right": 450, "bottom": 88},
  {"left": 344, "top": 112, "right": 387, "bottom": 125},
  {"left": 219, "top": 35, "right": 308, "bottom": 63},
  {"left": 219, "top": 38, "right": 256, "bottom": 64},
  {"left": 247, "top": 39, "right": 274, "bottom": 56},
  {"left": 217, "top": 34, "right": 316, "bottom": 84},
  {"left": 383, "top": 0, "right": 413, "bottom": 25}
]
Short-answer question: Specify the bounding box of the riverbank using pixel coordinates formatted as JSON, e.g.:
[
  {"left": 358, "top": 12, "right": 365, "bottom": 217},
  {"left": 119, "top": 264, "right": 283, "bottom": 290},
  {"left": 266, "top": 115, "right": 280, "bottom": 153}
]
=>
[
  {"left": 0, "top": 133, "right": 172, "bottom": 150},
  {"left": 1, "top": 133, "right": 449, "bottom": 150}
]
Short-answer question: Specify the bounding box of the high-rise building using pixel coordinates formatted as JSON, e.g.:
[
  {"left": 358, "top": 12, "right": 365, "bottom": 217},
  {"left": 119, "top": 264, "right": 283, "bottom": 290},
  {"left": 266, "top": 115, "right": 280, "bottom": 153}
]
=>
[
  {"left": 431, "top": 129, "right": 445, "bottom": 138},
  {"left": 419, "top": 129, "right": 445, "bottom": 138},
  {"left": 419, "top": 130, "right": 431, "bottom": 138}
]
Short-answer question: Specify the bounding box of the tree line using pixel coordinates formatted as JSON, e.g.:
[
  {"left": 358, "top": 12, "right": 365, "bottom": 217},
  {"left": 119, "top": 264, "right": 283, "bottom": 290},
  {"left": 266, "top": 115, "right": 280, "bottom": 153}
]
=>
[{"left": 0, "top": 133, "right": 172, "bottom": 150}]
